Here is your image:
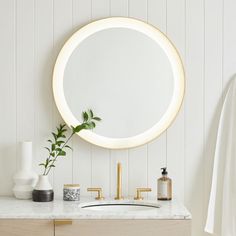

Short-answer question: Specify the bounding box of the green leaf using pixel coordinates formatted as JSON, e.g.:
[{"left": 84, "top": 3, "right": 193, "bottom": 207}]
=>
[
  {"left": 58, "top": 150, "right": 66, "bottom": 156},
  {"left": 51, "top": 144, "right": 56, "bottom": 151},
  {"left": 51, "top": 152, "right": 55, "bottom": 157},
  {"left": 52, "top": 132, "right": 57, "bottom": 141},
  {"left": 82, "top": 111, "right": 89, "bottom": 122},
  {"left": 47, "top": 139, "right": 52, "bottom": 143},
  {"left": 89, "top": 109, "right": 93, "bottom": 118},
  {"left": 49, "top": 164, "right": 55, "bottom": 168},
  {"left": 39, "top": 163, "right": 45, "bottom": 166},
  {"left": 56, "top": 140, "right": 65, "bottom": 146},
  {"left": 84, "top": 123, "right": 94, "bottom": 130},
  {"left": 60, "top": 124, "right": 66, "bottom": 129},
  {"left": 83, "top": 123, "right": 90, "bottom": 129},
  {"left": 73, "top": 125, "right": 84, "bottom": 133},
  {"left": 71, "top": 126, "right": 76, "bottom": 133},
  {"left": 65, "top": 145, "right": 73, "bottom": 151},
  {"left": 45, "top": 158, "right": 53, "bottom": 168},
  {"left": 44, "top": 147, "right": 51, "bottom": 153},
  {"left": 93, "top": 117, "right": 102, "bottom": 121}
]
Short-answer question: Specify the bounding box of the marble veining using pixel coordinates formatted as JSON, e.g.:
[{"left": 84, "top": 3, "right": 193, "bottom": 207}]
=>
[{"left": 0, "top": 197, "right": 191, "bottom": 220}]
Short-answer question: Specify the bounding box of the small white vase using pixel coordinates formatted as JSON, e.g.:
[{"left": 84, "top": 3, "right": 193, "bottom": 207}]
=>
[
  {"left": 13, "top": 142, "right": 38, "bottom": 199},
  {"left": 34, "top": 175, "right": 52, "bottom": 190},
  {"left": 33, "top": 175, "right": 54, "bottom": 202}
]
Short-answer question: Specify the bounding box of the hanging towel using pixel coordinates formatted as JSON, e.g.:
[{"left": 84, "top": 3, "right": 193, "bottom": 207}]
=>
[{"left": 205, "top": 77, "right": 236, "bottom": 236}]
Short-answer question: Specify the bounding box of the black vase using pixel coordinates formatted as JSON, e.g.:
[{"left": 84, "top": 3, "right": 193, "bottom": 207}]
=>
[
  {"left": 32, "top": 189, "right": 54, "bottom": 202},
  {"left": 32, "top": 175, "right": 54, "bottom": 202}
]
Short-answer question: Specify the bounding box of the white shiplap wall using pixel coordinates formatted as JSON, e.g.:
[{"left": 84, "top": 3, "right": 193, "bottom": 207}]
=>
[{"left": 0, "top": 0, "right": 231, "bottom": 235}]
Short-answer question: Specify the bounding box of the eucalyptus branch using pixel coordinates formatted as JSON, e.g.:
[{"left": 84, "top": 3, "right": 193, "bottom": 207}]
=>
[{"left": 39, "top": 109, "right": 101, "bottom": 176}]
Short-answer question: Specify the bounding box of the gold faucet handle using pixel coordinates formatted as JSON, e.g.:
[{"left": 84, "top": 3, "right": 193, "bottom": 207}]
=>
[
  {"left": 87, "top": 187, "right": 105, "bottom": 200},
  {"left": 134, "top": 188, "right": 152, "bottom": 200}
]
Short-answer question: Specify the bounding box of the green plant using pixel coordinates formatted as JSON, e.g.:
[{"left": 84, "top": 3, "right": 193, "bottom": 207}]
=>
[{"left": 39, "top": 109, "right": 101, "bottom": 176}]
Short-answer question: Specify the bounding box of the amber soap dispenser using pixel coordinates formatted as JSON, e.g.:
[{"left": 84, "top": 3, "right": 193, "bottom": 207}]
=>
[{"left": 157, "top": 167, "right": 172, "bottom": 200}]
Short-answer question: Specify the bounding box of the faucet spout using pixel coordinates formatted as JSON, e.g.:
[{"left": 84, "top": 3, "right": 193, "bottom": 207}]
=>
[{"left": 114, "top": 162, "right": 123, "bottom": 200}]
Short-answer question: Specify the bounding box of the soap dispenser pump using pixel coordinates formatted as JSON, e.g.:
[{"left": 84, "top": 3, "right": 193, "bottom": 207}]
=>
[{"left": 157, "top": 167, "right": 172, "bottom": 201}]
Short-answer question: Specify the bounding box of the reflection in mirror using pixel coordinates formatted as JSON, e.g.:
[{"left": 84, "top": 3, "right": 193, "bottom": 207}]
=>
[{"left": 64, "top": 28, "right": 174, "bottom": 138}]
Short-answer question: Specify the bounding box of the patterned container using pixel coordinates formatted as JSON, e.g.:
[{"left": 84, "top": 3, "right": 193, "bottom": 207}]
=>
[{"left": 63, "top": 184, "right": 80, "bottom": 201}]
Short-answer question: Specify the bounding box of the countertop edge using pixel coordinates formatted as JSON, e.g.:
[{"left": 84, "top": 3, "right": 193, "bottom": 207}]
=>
[{"left": 0, "top": 197, "right": 192, "bottom": 220}]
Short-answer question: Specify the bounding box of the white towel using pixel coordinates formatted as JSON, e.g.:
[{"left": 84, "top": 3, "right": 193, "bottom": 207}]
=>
[{"left": 205, "top": 78, "right": 236, "bottom": 235}]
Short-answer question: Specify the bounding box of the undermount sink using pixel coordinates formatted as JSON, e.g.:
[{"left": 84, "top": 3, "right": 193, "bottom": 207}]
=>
[{"left": 80, "top": 201, "right": 160, "bottom": 212}]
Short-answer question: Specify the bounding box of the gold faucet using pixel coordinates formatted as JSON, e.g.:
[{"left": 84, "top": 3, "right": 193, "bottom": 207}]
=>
[
  {"left": 134, "top": 188, "right": 152, "bottom": 200},
  {"left": 87, "top": 187, "right": 105, "bottom": 200},
  {"left": 114, "top": 162, "right": 123, "bottom": 200}
]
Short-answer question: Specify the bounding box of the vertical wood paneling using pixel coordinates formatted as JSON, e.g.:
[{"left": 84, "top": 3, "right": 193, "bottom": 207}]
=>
[
  {"left": 166, "top": 0, "right": 185, "bottom": 201},
  {"left": 129, "top": 0, "right": 147, "bottom": 20},
  {"left": 147, "top": 0, "right": 166, "bottom": 32},
  {"left": 110, "top": 0, "right": 128, "bottom": 16},
  {"left": 16, "top": 0, "right": 35, "bottom": 150},
  {"left": 16, "top": 0, "right": 36, "bottom": 191},
  {"left": 90, "top": 0, "right": 111, "bottom": 196},
  {"left": 223, "top": 0, "right": 236, "bottom": 88},
  {"left": 128, "top": 147, "right": 148, "bottom": 197},
  {"left": 34, "top": 0, "right": 54, "bottom": 183},
  {"left": 147, "top": 0, "right": 167, "bottom": 198},
  {"left": 53, "top": 0, "right": 73, "bottom": 197},
  {"left": 91, "top": 0, "right": 110, "bottom": 20},
  {"left": 204, "top": 1, "right": 223, "bottom": 235},
  {"left": 73, "top": 137, "right": 92, "bottom": 196},
  {"left": 185, "top": 1, "right": 205, "bottom": 236},
  {"left": 109, "top": 0, "right": 129, "bottom": 198},
  {"left": 0, "top": 1, "right": 232, "bottom": 235},
  {"left": 72, "top": 0, "right": 91, "bottom": 30},
  {"left": 91, "top": 146, "right": 110, "bottom": 196},
  {"left": 0, "top": 0, "right": 16, "bottom": 195},
  {"left": 128, "top": 0, "right": 148, "bottom": 197},
  {"left": 72, "top": 0, "right": 92, "bottom": 196}
]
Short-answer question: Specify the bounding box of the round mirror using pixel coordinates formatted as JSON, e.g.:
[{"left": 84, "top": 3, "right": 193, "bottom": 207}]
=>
[{"left": 53, "top": 17, "right": 185, "bottom": 149}]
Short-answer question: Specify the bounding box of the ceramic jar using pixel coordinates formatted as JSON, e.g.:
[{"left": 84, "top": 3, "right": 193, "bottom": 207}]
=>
[
  {"left": 32, "top": 175, "right": 54, "bottom": 202},
  {"left": 63, "top": 184, "right": 80, "bottom": 201}
]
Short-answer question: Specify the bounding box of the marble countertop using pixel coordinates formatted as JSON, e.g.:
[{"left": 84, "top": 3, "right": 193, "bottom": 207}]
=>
[{"left": 0, "top": 197, "right": 191, "bottom": 220}]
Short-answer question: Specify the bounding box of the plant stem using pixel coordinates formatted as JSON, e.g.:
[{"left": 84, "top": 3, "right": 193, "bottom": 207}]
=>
[
  {"left": 43, "top": 153, "right": 52, "bottom": 175},
  {"left": 45, "top": 132, "right": 74, "bottom": 176},
  {"left": 43, "top": 168, "right": 47, "bottom": 176}
]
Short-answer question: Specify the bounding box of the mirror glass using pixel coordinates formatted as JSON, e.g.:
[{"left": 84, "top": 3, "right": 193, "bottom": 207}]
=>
[
  {"left": 53, "top": 18, "right": 185, "bottom": 149},
  {"left": 64, "top": 28, "right": 174, "bottom": 138}
]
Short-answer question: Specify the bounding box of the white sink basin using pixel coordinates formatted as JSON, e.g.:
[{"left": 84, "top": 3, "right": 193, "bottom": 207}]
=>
[{"left": 80, "top": 201, "right": 160, "bottom": 212}]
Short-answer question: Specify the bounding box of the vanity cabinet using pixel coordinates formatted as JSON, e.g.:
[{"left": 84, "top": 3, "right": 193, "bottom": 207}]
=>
[
  {"left": 0, "top": 219, "right": 190, "bottom": 236},
  {"left": 0, "top": 220, "right": 54, "bottom": 236},
  {"left": 55, "top": 219, "right": 191, "bottom": 236},
  {"left": 0, "top": 198, "right": 191, "bottom": 236}
]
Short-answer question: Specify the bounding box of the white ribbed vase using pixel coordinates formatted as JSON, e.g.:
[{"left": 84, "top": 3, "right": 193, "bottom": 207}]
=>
[{"left": 13, "top": 142, "right": 38, "bottom": 199}]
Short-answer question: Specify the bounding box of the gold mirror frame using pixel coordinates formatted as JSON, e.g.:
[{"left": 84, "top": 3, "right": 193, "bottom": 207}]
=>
[{"left": 53, "top": 17, "right": 185, "bottom": 149}]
